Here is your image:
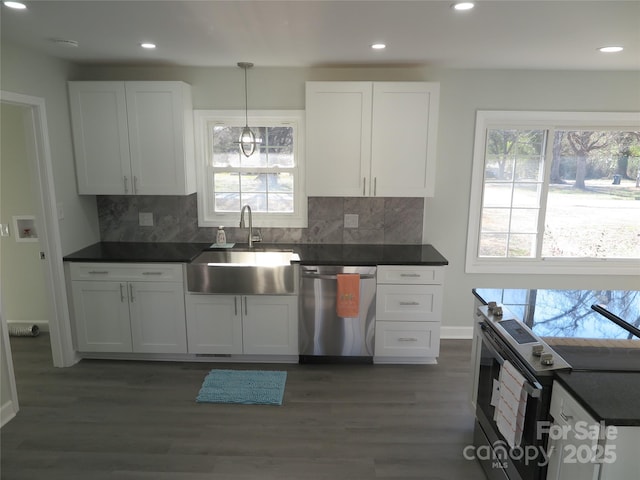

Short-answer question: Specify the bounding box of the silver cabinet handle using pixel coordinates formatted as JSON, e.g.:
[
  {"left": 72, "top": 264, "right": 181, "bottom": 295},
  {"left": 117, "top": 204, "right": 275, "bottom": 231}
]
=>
[
  {"left": 133, "top": 176, "right": 138, "bottom": 194},
  {"left": 88, "top": 270, "right": 109, "bottom": 275},
  {"left": 400, "top": 273, "right": 421, "bottom": 278},
  {"left": 374, "top": 177, "right": 377, "bottom": 196},
  {"left": 142, "top": 271, "right": 163, "bottom": 276},
  {"left": 234, "top": 296, "right": 238, "bottom": 316},
  {"left": 398, "top": 337, "right": 418, "bottom": 342},
  {"left": 244, "top": 296, "right": 248, "bottom": 316},
  {"left": 124, "top": 176, "right": 129, "bottom": 194},
  {"left": 363, "top": 177, "right": 366, "bottom": 196},
  {"left": 129, "top": 283, "right": 135, "bottom": 302},
  {"left": 399, "top": 301, "right": 420, "bottom": 306},
  {"left": 120, "top": 283, "right": 126, "bottom": 302}
]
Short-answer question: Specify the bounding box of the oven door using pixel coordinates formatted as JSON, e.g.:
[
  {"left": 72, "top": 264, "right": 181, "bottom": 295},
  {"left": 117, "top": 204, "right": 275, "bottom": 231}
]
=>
[{"left": 475, "top": 322, "right": 550, "bottom": 480}]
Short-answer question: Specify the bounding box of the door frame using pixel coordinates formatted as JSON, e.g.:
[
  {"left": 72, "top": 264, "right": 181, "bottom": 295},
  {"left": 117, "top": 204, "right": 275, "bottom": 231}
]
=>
[{"left": 1, "top": 90, "right": 77, "bottom": 368}]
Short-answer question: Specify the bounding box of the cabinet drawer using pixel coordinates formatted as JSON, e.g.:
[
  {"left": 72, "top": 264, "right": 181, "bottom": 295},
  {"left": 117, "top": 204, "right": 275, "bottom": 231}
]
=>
[
  {"left": 377, "top": 265, "right": 443, "bottom": 285},
  {"left": 375, "top": 321, "right": 440, "bottom": 357},
  {"left": 376, "top": 284, "right": 442, "bottom": 322},
  {"left": 69, "top": 263, "right": 183, "bottom": 282}
]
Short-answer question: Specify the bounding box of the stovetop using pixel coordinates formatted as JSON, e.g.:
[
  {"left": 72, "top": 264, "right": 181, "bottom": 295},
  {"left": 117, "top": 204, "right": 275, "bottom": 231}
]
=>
[{"left": 474, "top": 289, "right": 640, "bottom": 372}]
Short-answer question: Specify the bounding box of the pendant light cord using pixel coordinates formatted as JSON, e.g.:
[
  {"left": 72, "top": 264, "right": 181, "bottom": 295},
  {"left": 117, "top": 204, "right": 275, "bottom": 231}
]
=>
[{"left": 243, "top": 65, "right": 249, "bottom": 127}]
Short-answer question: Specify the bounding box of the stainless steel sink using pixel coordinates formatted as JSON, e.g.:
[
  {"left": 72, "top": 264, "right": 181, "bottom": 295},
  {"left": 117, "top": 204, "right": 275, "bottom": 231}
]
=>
[{"left": 186, "top": 249, "right": 299, "bottom": 294}]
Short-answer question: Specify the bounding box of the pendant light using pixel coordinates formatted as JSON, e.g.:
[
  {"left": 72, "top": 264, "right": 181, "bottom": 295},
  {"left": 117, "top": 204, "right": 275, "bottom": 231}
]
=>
[{"left": 237, "top": 61, "right": 261, "bottom": 157}]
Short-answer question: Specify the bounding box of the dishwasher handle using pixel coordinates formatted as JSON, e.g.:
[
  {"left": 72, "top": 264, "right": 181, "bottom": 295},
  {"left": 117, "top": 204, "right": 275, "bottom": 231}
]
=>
[{"left": 302, "top": 270, "right": 376, "bottom": 280}]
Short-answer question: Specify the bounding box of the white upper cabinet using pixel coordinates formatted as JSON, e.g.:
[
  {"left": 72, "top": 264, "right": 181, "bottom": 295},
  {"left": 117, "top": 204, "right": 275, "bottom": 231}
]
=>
[
  {"left": 68, "top": 81, "right": 196, "bottom": 195},
  {"left": 305, "top": 81, "right": 439, "bottom": 197}
]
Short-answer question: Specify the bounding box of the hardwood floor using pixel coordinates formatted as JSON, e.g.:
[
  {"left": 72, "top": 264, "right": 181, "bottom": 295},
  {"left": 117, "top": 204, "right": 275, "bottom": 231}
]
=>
[{"left": 2, "top": 334, "right": 487, "bottom": 479}]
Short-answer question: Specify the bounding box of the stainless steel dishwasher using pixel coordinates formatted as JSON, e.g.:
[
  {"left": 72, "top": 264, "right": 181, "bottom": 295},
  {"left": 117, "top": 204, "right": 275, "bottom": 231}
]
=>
[{"left": 299, "top": 265, "right": 377, "bottom": 363}]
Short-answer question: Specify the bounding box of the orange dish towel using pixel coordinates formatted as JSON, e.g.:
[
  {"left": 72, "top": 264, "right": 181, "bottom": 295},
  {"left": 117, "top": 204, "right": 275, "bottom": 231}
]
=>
[{"left": 336, "top": 273, "right": 360, "bottom": 318}]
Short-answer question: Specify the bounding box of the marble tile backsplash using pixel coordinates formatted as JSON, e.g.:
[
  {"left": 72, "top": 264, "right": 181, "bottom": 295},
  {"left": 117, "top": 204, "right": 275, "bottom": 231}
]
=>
[{"left": 98, "top": 194, "right": 424, "bottom": 244}]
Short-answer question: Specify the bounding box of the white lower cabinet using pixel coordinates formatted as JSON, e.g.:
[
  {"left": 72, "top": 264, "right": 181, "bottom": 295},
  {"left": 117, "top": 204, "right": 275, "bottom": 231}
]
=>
[
  {"left": 374, "top": 265, "right": 444, "bottom": 364},
  {"left": 69, "top": 263, "right": 187, "bottom": 354},
  {"left": 547, "top": 381, "right": 640, "bottom": 480},
  {"left": 185, "top": 294, "right": 298, "bottom": 356}
]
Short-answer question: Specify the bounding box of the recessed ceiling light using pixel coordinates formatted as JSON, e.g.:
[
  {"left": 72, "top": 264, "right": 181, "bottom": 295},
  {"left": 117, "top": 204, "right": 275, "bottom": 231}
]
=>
[
  {"left": 371, "top": 43, "right": 386, "bottom": 50},
  {"left": 3, "top": 1, "right": 27, "bottom": 9},
  {"left": 598, "top": 46, "right": 623, "bottom": 53},
  {"left": 140, "top": 42, "right": 156, "bottom": 49},
  {"left": 452, "top": 2, "right": 475, "bottom": 11}
]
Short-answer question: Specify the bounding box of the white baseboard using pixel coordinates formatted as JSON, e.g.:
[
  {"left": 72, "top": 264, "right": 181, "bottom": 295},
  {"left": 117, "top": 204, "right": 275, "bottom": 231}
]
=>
[
  {"left": 1, "top": 400, "right": 18, "bottom": 428},
  {"left": 7, "top": 320, "right": 49, "bottom": 333},
  {"left": 441, "top": 326, "right": 473, "bottom": 339}
]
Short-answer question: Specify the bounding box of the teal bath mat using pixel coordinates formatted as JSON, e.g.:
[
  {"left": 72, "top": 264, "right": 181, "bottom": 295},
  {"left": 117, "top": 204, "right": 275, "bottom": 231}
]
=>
[{"left": 196, "top": 369, "right": 287, "bottom": 405}]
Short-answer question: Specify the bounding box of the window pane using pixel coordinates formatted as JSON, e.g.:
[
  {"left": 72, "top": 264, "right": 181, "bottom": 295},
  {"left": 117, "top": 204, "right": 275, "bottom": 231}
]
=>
[
  {"left": 242, "top": 193, "right": 267, "bottom": 212},
  {"left": 508, "top": 234, "right": 536, "bottom": 257},
  {"left": 267, "top": 127, "right": 293, "bottom": 147},
  {"left": 268, "top": 173, "right": 293, "bottom": 192},
  {"left": 268, "top": 147, "right": 294, "bottom": 168},
  {"left": 512, "top": 184, "right": 541, "bottom": 207},
  {"left": 268, "top": 193, "right": 294, "bottom": 212},
  {"left": 483, "top": 184, "right": 513, "bottom": 208},
  {"left": 509, "top": 208, "right": 539, "bottom": 233},
  {"left": 214, "top": 172, "right": 239, "bottom": 193},
  {"left": 215, "top": 193, "right": 240, "bottom": 212},
  {"left": 479, "top": 233, "right": 508, "bottom": 257},
  {"left": 542, "top": 130, "right": 640, "bottom": 258},
  {"left": 241, "top": 173, "right": 267, "bottom": 193},
  {"left": 481, "top": 208, "right": 510, "bottom": 232}
]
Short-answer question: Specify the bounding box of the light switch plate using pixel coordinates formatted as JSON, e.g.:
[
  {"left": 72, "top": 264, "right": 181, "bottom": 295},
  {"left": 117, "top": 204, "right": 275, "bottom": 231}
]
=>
[
  {"left": 344, "top": 213, "right": 359, "bottom": 229},
  {"left": 139, "top": 212, "right": 154, "bottom": 227},
  {"left": 0, "top": 224, "right": 9, "bottom": 237}
]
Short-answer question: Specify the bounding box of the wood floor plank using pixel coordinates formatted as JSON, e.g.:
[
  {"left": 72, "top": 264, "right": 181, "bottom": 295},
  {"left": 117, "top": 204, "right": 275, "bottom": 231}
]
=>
[{"left": 2, "top": 335, "right": 486, "bottom": 479}]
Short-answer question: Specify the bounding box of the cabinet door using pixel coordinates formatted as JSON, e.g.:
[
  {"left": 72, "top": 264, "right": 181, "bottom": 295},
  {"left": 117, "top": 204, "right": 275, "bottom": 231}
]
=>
[
  {"left": 371, "top": 82, "right": 439, "bottom": 197},
  {"left": 185, "top": 294, "right": 243, "bottom": 354},
  {"left": 547, "top": 382, "right": 602, "bottom": 480},
  {"left": 242, "top": 296, "right": 298, "bottom": 355},
  {"left": 125, "top": 82, "right": 196, "bottom": 195},
  {"left": 68, "top": 82, "right": 131, "bottom": 195},
  {"left": 128, "top": 282, "right": 187, "bottom": 354},
  {"left": 71, "top": 281, "right": 132, "bottom": 352},
  {"left": 305, "top": 82, "right": 372, "bottom": 196}
]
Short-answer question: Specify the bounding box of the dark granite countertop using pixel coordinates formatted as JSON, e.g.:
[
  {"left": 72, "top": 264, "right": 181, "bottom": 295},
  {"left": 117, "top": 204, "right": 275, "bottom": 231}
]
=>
[
  {"left": 63, "top": 242, "right": 211, "bottom": 263},
  {"left": 555, "top": 371, "right": 640, "bottom": 426},
  {"left": 64, "top": 242, "right": 449, "bottom": 266}
]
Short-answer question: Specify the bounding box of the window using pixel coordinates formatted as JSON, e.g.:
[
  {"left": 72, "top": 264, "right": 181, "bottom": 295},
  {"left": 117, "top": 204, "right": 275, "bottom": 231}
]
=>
[
  {"left": 194, "top": 110, "right": 306, "bottom": 228},
  {"left": 466, "top": 111, "right": 640, "bottom": 275}
]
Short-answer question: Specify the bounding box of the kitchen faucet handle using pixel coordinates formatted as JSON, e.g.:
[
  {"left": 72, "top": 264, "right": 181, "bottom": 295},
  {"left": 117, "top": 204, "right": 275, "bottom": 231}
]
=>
[{"left": 251, "top": 229, "right": 262, "bottom": 243}]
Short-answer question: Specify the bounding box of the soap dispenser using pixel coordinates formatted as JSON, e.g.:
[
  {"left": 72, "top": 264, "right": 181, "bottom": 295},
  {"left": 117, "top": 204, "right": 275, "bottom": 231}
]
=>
[{"left": 216, "top": 226, "right": 226, "bottom": 245}]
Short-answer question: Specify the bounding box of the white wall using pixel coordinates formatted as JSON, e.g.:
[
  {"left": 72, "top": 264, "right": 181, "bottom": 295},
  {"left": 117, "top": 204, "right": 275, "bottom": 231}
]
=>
[
  {"left": 73, "top": 65, "right": 640, "bottom": 332},
  {"left": 1, "top": 104, "right": 49, "bottom": 326},
  {"left": 0, "top": 42, "right": 100, "bottom": 255}
]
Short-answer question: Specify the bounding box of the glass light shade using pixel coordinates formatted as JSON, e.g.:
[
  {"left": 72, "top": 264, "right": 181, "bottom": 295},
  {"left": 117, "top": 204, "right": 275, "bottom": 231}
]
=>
[{"left": 240, "top": 126, "right": 257, "bottom": 157}]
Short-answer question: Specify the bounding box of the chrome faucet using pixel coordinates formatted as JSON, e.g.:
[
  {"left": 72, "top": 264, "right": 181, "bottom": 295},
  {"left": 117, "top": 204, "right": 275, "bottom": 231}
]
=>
[{"left": 239, "top": 204, "right": 261, "bottom": 247}]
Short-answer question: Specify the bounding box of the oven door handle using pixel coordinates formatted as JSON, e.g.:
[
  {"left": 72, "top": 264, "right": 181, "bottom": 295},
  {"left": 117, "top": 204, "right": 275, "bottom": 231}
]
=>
[{"left": 481, "top": 325, "right": 543, "bottom": 398}]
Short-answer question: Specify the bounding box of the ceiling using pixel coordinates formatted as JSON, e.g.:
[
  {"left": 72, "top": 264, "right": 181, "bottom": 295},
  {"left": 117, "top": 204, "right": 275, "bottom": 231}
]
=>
[{"left": 1, "top": 0, "right": 639, "bottom": 70}]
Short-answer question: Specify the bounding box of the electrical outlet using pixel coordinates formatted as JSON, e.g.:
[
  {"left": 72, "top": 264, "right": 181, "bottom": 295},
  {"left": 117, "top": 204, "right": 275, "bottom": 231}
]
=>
[
  {"left": 138, "top": 212, "right": 154, "bottom": 227},
  {"left": 344, "top": 213, "right": 359, "bottom": 229},
  {"left": 0, "top": 224, "right": 9, "bottom": 237}
]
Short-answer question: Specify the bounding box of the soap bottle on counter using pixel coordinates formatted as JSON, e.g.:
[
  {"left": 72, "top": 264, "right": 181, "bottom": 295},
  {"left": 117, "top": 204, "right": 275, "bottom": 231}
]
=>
[{"left": 216, "top": 226, "right": 226, "bottom": 245}]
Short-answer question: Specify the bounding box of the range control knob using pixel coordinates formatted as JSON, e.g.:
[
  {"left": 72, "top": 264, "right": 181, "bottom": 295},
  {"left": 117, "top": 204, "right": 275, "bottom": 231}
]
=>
[
  {"left": 540, "top": 352, "right": 554, "bottom": 366},
  {"left": 532, "top": 344, "right": 544, "bottom": 357}
]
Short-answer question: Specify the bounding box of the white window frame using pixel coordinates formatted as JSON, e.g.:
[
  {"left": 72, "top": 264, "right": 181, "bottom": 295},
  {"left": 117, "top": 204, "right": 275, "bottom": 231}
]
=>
[
  {"left": 194, "top": 110, "right": 307, "bottom": 228},
  {"left": 466, "top": 110, "right": 640, "bottom": 275}
]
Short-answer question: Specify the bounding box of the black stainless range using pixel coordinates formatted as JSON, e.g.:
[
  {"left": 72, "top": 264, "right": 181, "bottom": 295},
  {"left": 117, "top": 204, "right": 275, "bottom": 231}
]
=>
[{"left": 471, "top": 289, "right": 640, "bottom": 480}]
